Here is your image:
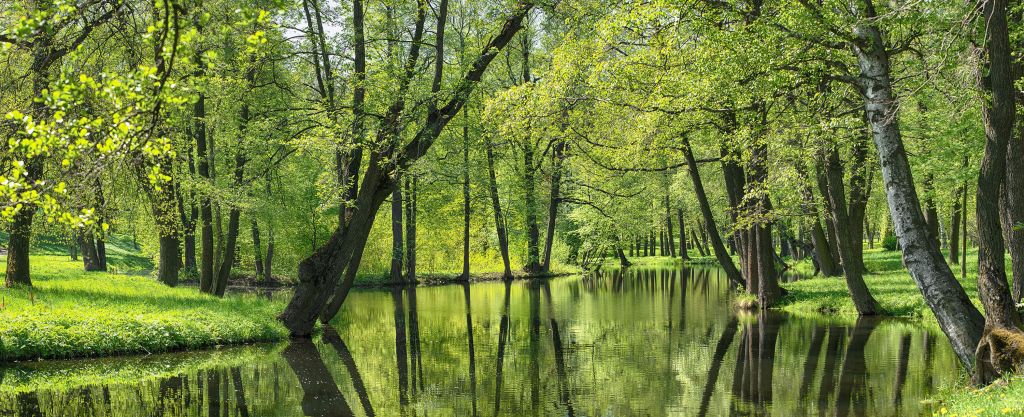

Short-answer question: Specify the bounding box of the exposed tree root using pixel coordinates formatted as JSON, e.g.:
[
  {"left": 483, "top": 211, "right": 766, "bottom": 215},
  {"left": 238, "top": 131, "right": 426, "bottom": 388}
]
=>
[{"left": 973, "top": 324, "right": 1024, "bottom": 386}]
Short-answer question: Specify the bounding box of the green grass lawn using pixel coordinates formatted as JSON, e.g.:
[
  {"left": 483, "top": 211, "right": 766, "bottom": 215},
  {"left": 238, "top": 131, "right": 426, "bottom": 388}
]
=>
[
  {"left": 777, "top": 248, "right": 982, "bottom": 320},
  {"left": 0, "top": 255, "right": 287, "bottom": 361}
]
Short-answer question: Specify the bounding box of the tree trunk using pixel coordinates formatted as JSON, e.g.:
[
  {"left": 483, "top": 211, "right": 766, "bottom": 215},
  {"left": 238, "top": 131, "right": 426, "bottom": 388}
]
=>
[
  {"left": 253, "top": 220, "right": 264, "bottom": 278},
  {"left": 973, "top": 0, "right": 1024, "bottom": 385},
  {"left": 281, "top": 3, "right": 532, "bottom": 336},
  {"left": 681, "top": 135, "right": 744, "bottom": 287},
  {"left": 746, "top": 142, "right": 781, "bottom": 307},
  {"left": 615, "top": 244, "right": 631, "bottom": 267},
  {"left": 665, "top": 195, "right": 677, "bottom": 258},
  {"left": 849, "top": 6, "right": 984, "bottom": 369},
  {"left": 522, "top": 47, "right": 540, "bottom": 274},
  {"left": 391, "top": 183, "right": 404, "bottom": 283},
  {"left": 823, "top": 147, "right": 881, "bottom": 315},
  {"left": 196, "top": 88, "right": 215, "bottom": 293},
  {"left": 691, "top": 229, "right": 707, "bottom": 256},
  {"left": 811, "top": 217, "right": 838, "bottom": 277},
  {"left": 69, "top": 235, "right": 78, "bottom": 261},
  {"left": 485, "top": 132, "right": 513, "bottom": 279},
  {"left": 677, "top": 208, "right": 690, "bottom": 260},
  {"left": 1008, "top": 113, "right": 1024, "bottom": 302},
  {"left": 214, "top": 85, "right": 252, "bottom": 297},
  {"left": 157, "top": 233, "right": 181, "bottom": 287},
  {"left": 848, "top": 134, "right": 872, "bottom": 273},
  {"left": 80, "top": 232, "right": 101, "bottom": 272},
  {"left": 319, "top": 241, "right": 367, "bottom": 324},
  {"left": 405, "top": 176, "right": 417, "bottom": 281},
  {"left": 4, "top": 43, "right": 57, "bottom": 287},
  {"left": 96, "top": 233, "right": 107, "bottom": 271},
  {"left": 660, "top": 229, "right": 666, "bottom": 256},
  {"left": 799, "top": 161, "right": 841, "bottom": 277},
  {"left": 462, "top": 124, "right": 472, "bottom": 280},
  {"left": 5, "top": 180, "right": 36, "bottom": 287},
  {"left": 951, "top": 183, "right": 963, "bottom": 265},
  {"left": 924, "top": 174, "right": 941, "bottom": 246},
  {"left": 816, "top": 165, "right": 844, "bottom": 269},
  {"left": 541, "top": 140, "right": 565, "bottom": 273},
  {"left": 214, "top": 208, "right": 241, "bottom": 296},
  {"left": 263, "top": 180, "right": 275, "bottom": 282}
]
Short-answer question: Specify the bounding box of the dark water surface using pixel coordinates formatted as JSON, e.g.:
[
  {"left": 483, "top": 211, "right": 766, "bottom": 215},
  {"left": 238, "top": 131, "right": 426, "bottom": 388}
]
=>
[{"left": 0, "top": 265, "right": 960, "bottom": 416}]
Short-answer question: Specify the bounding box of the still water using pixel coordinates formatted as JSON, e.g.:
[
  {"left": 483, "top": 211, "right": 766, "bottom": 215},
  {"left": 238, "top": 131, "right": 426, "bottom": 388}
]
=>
[{"left": 0, "top": 265, "right": 960, "bottom": 416}]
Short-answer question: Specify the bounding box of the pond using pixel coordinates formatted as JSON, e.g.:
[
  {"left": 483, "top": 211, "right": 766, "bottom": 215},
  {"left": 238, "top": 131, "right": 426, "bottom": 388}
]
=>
[{"left": 0, "top": 265, "right": 960, "bottom": 416}]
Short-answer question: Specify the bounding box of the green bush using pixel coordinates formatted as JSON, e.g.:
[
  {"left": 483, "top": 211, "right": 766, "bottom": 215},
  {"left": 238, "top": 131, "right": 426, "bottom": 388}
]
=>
[{"left": 882, "top": 234, "right": 898, "bottom": 251}]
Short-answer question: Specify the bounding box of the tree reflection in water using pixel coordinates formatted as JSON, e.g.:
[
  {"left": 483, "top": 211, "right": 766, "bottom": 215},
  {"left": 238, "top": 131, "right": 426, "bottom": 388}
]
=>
[{"left": 0, "top": 265, "right": 960, "bottom": 417}]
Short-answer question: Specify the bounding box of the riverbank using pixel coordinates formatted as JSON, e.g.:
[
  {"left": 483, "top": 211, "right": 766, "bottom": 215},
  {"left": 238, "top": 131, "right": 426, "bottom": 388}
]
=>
[
  {"left": 0, "top": 255, "right": 288, "bottom": 361},
  {"left": 776, "top": 247, "right": 1024, "bottom": 416},
  {"left": 777, "top": 248, "right": 982, "bottom": 319}
]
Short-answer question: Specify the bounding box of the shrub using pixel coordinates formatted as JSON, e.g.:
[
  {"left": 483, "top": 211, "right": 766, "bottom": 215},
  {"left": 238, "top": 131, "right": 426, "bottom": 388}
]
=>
[{"left": 882, "top": 234, "right": 899, "bottom": 251}]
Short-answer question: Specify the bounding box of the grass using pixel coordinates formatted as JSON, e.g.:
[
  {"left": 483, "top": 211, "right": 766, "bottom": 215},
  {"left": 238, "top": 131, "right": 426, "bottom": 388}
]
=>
[
  {"left": 0, "top": 255, "right": 288, "bottom": 361},
  {"left": 776, "top": 248, "right": 982, "bottom": 320},
  {"left": 937, "top": 375, "right": 1024, "bottom": 416}
]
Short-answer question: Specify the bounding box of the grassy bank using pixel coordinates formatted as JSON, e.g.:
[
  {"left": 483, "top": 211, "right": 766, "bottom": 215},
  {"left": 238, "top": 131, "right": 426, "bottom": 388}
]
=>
[
  {"left": 0, "top": 255, "right": 287, "bottom": 361},
  {"left": 777, "top": 248, "right": 982, "bottom": 319},
  {"left": 937, "top": 375, "right": 1024, "bottom": 416},
  {"left": 776, "top": 247, "right": 1024, "bottom": 416}
]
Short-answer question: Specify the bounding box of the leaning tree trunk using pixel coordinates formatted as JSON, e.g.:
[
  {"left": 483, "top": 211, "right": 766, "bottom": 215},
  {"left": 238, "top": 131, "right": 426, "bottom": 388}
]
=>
[
  {"left": 849, "top": 6, "right": 984, "bottom": 369},
  {"left": 214, "top": 95, "right": 251, "bottom": 297},
  {"left": 847, "top": 134, "right": 872, "bottom": 273},
  {"left": 798, "top": 161, "right": 840, "bottom": 276},
  {"left": 816, "top": 163, "right": 844, "bottom": 270},
  {"left": 691, "top": 229, "right": 707, "bottom": 256},
  {"left": 973, "top": 0, "right": 1024, "bottom": 385},
  {"left": 823, "top": 147, "right": 881, "bottom": 315},
  {"left": 214, "top": 207, "right": 241, "bottom": 296},
  {"left": 281, "top": 2, "right": 533, "bottom": 336},
  {"left": 615, "top": 243, "right": 632, "bottom": 268},
  {"left": 485, "top": 132, "right": 513, "bottom": 279},
  {"left": 680, "top": 136, "right": 744, "bottom": 287}
]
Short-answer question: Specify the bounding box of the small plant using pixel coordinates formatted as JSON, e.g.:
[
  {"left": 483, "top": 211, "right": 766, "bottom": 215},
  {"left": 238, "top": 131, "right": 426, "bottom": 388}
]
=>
[
  {"left": 733, "top": 293, "right": 758, "bottom": 310},
  {"left": 882, "top": 234, "right": 899, "bottom": 251}
]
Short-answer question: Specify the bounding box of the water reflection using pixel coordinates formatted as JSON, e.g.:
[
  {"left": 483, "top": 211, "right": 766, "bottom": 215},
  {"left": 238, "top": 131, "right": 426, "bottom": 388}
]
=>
[
  {"left": 0, "top": 265, "right": 960, "bottom": 416},
  {"left": 281, "top": 339, "right": 355, "bottom": 417}
]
